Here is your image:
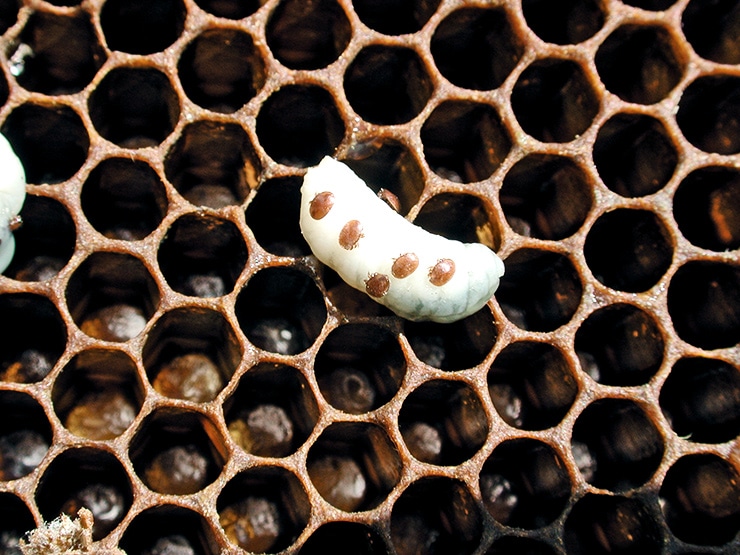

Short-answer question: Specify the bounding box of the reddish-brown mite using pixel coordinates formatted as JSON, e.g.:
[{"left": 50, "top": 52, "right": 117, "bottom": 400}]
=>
[
  {"left": 365, "top": 273, "right": 390, "bottom": 297},
  {"left": 392, "top": 253, "right": 419, "bottom": 279},
  {"left": 339, "top": 220, "right": 363, "bottom": 250},
  {"left": 429, "top": 258, "right": 455, "bottom": 286},
  {"left": 309, "top": 191, "right": 335, "bottom": 220},
  {"left": 377, "top": 188, "right": 401, "bottom": 213}
]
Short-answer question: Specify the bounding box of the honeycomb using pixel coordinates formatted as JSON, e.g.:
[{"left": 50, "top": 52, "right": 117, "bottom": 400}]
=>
[{"left": 0, "top": 0, "right": 738, "bottom": 553}]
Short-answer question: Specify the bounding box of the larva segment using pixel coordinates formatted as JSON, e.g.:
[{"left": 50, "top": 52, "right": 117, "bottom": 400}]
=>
[
  {"left": 0, "top": 133, "right": 27, "bottom": 274},
  {"left": 299, "top": 157, "right": 505, "bottom": 323}
]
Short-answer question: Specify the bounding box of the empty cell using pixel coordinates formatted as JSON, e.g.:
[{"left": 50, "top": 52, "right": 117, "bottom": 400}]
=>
[
  {"left": 120, "top": 506, "right": 219, "bottom": 555},
  {"left": 391, "top": 478, "right": 481, "bottom": 555},
  {"left": 575, "top": 303, "right": 664, "bottom": 386},
  {"left": 157, "top": 214, "right": 247, "bottom": 297},
  {"left": 431, "top": 7, "right": 523, "bottom": 90},
  {"left": 2, "top": 103, "right": 89, "bottom": 184},
  {"left": 421, "top": 101, "right": 510, "bottom": 183},
  {"left": 584, "top": 209, "right": 673, "bottom": 293},
  {"left": 497, "top": 248, "right": 583, "bottom": 332},
  {"left": 595, "top": 25, "right": 685, "bottom": 105},
  {"left": 512, "top": 59, "right": 599, "bottom": 143},
  {"left": 677, "top": 75, "right": 740, "bottom": 154},
  {"left": 101, "top": 0, "right": 185, "bottom": 55},
  {"left": 217, "top": 466, "right": 310, "bottom": 553},
  {"left": 224, "top": 363, "right": 318, "bottom": 457},
  {"left": 236, "top": 267, "right": 326, "bottom": 355},
  {"left": 193, "top": 0, "right": 261, "bottom": 19},
  {"left": 89, "top": 67, "right": 180, "bottom": 149},
  {"left": 667, "top": 261, "right": 740, "bottom": 350},
  {"left": 0, "top": 293, "right": 66, "bottom": 383},
  {"left": 413, "top": 192, "right": 500, "bottom": 248},
  {"left": 13, "top": 11, "right": 106, "bottom": 94},
  {"left": 593, "top": 113, "right": 678, "bottom": 197},
  {"left": 52, "top": 349, "right": 143, "bottom": 440},
  {"left": 673, "top": 166, "right": 740, "bottom": 251},
  {"left": 298, "top": 522, "right": 388, "bottom": 554},
  {"left": 0, "top": 391, "right": 51, "bottom": 480},
  {"left": 344, "top": 45, "right": 433, "bottom": 125},
  {"left": 178, "top": 29, "right": 265, "bottom": 113},
  {"left": 488, "top": 341, "right": 578, "bottom": 431},
  {"left": 623, "top": 0, "right": 676, "bottom": 9},
  {"left": 256, "top": 85, "right": 344, "bottom": 167},
  {"left": 683, "top": 0, "right": 740, "bottom": 64},
  {"left": 0, "top": 0, "right": 19, "bottom": 34},
  {"left": 315, "top": 323, "right": 405, "bottom": 414},
  {"left": 81, "top": 158, "right": 168, "bottom": 241},
  {"left": 523, "top": 0, "right": 605, "bottom": 45},
  {"left": 564, "top": 494, "right": 664, "bottom": 554},
  {"left": 500, "top": 154, "right": 592, "bottom": 239},
  {"left": 0, "top": 494, "right": 35, "bottom": 552},
  {"left": 660, "top": 454, "right": 740, "bottom": 546},
  {"left": 660, "top": 356, "right": 740, "bottom": 444},
  {"left": 486, "top": 537, "right": 558, "bottom": 555},
  {"left": 354, "top": 0, "right": 440, "bottom": 35}
]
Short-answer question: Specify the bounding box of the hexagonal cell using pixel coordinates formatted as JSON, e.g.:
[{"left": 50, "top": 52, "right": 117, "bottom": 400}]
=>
[
  {"left": 522, "top": 0, "right": 605, "bottom": 45},
  {"left": 256, "top": 85, "right": 345, "bottom": 167},
  {"left": 497, "top": 248, "right": 582, "bottom": 332},
  {"left": 225, "top": 363, "right": 318, "bottom": 457},
  {"left": 488, "top": 341, "right": 578, "bottom": 431},
  {"left": 677, "top": 75, "right": 740, "bottom": 155},
  {"left": 0, "top": 493, "right": 35, "bottom": 552},
  {"left": 298, "top": 522, "right": 389, "bottom": 554},
  {"left": 683, "top": 0, "right": 740, "bottom": 64},
  {"left": 266, "top": 0, "right": 350, "bottom": 70},
  {"left": 511, "top": 58, "right": 599, "bottom": 143},
  {"left": 157, "top": 214, "right": 247, "bottom": 298},
  {"left": 660, "top": 454, "right": 740, "bottom": 546},
  {"left": 246, "top": 177, "right": 310, "bottom": 257},
  {"left": 89, "top": 67, "right": 180, "bottom": 149},
  {"left": 660, "top": 356, "right": 740, "bottom": 444},
  {"left": 0, "top": 1, "right": 19, "bottom": 34},
  {"left": 667, "top": 261, "right": 740, "bottom": 350},
  {"left": 486, "top": 537, "right": 558, "bottom": 555},
  {"left": 143, "top": 308, "right": 240, "bottom": 403},
  {"left": 593, "top": 113, "right": 678, "bottom": 197},
  {"left": 399, "top": 379, "right": 488, "bottom": 466},
  {"left": 575, "top": 303, "right": 664, "bottom": 386},
  {"left": 0, "top": 391, "right": 51, "bottom": 480},
  {"left": 66, "top": 252, "right": 159, "bottom": 343},
  {"left": 354, "top": 0, "right": 439, "bottom": 35},
  {"left": 564, "top": 494, "right": 664, "bottom": 554},
  {"left": 500, "top": 154, "right": 592, "bottom": 240},
  {"left": 5, "top": 195, "right": 76, "bottom": 281},
  {"left": 673, "top": 166, "right": 740, "bottom": 251},
  {"left": 315, "top": 323, "right": 405, "bottom": 414},
  {"left": 344, "top": 45, "right": 433, "bottom": 125},
  {"left": 307, "top": 422, "right": 401, "bottom": 511},
  {"left": 130, "top": 408, "right": 227, "bottom": 495},
  {"left": 217, "top": 466, "right": 310, "bottom": 553},
  {"left": 2, "top": 103, "right": 89, "bottom": 184},
  {"left": 584, "top": 209, "right": 673, "bottom": 293},
  {"left": 81, "top": 157, "right": 168, "bottom": 241},
  {"left": 390, "top": 477, "right": 482, "bottom": 555},
  {"left": 11, "top": 11, "right": 105, "bottom": 94},
  {"left": 405, "top": 307, "right": 497, "bottom": 371},
  {"left": 413, "top": 192, "right": 500, "bottom": 249},
  {"left": 193, "top": 0, "right": 260, "bottom": 19},
  {"left": 431, "top": 7, "right": 522, "bottom": 90},
  {"left": 0, "top": 293, "right": 66, "bottom": 383},
  {"left": 101, "top": 0, "right": 185, "bottom": 55},
  {"left": 420, "top": 101, "right": 510, "bottom": 183},
  {"left": 572, "top": 399, "right": 664, "bottom": 491},
  {"left": 178, "top": 29, "right": 265, "bottom": 113},
  {"left": 595, "top": 25, "right": 685, "bottom": 105},
  {"left": 36, "top": 447, "right": 133, "bottom": 540},
  {"left": 119, "top": 505, "right": 220, "bottom": 555},
  {"left": 52, "top": 349, "right": 143, "bottom": 441},
  {"left": 236, "top": 267, "right": 326, "bottom": 355}
]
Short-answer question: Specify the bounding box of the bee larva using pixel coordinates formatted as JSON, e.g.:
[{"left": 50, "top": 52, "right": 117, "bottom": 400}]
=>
[
  {"left": 0, "top": 133, "right": 26, "bottom": 273},
  {"left": 300, "top": 157, "right": 504, "bottom": 323}
]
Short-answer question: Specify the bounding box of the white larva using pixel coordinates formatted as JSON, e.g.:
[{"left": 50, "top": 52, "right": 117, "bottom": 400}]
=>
[
  {"left": 0, "top": 133, "right": 26, "bottom": 273},
  {"left": 300, "top": 157, "right": 505, "bottom": 323}
]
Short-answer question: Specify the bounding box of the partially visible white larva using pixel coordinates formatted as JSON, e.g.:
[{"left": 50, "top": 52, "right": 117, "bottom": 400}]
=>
[
  {"left": 0, "top": 133, "right": 26, "bottom": 273},
  {"left": 300, "top": 157, "right": 505, "bottom": 323}
]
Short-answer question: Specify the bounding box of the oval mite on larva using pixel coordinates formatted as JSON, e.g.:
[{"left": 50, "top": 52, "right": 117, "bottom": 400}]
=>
[
  {"left": 0, "top": 133, "right": 26, "bottom": 274},
  {"left": 299, "top": 157, "right": 505, "bottom": 323}
]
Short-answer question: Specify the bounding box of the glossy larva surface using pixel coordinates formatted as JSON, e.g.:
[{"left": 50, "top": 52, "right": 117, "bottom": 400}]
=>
[
  {"left": 0, "top": 133, "right": 26, "bottom": 273},
  {"left": 300, "top": 157, "right": 505, "bottom": 323}
]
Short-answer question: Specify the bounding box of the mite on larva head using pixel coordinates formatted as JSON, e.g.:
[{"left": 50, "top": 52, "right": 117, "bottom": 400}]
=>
[
  {"left": 299, "top": 157, "right": 505, "bottom": 323},
  {"left": 0, "top": 133, "right": 26, "bottom": 274}
]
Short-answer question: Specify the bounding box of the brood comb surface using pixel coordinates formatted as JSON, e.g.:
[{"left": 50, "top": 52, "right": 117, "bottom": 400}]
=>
[{"left": 0, "top": 0, "right": 738, "bottom": 553}]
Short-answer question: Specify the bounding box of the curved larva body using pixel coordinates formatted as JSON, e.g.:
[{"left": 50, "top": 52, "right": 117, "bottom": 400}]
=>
[
  {"left": 0, "top": 133, "right": 26, "bottom": 273},
  {"left": 300, "top": 157, "right": 505, "bottom": 323}
]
